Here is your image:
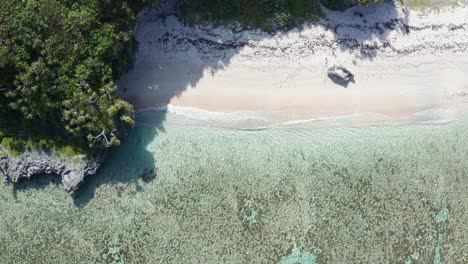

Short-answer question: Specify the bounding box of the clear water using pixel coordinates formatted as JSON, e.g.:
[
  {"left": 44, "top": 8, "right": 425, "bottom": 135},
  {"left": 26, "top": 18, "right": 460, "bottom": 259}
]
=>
[{"left": 1, "top": 112, "right": 468, "bottom": 263}]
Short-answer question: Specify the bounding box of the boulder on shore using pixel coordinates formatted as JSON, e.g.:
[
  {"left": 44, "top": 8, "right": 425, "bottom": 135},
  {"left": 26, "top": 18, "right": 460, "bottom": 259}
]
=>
[{"left": 327, "top": 66, "right": 355, "bottom": 87}]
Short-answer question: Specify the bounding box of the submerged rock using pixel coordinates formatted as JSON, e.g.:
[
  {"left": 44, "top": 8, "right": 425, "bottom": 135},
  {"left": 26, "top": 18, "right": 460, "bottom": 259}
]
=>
[
  {"left": 0, "top": 147, "right": 104, "bottom": 194},
  {"left": 279, "top": 245, "right": 318, "bottom": 264},
  {"left": 101, "top": 245, "right": 126, "bottom": 264}
]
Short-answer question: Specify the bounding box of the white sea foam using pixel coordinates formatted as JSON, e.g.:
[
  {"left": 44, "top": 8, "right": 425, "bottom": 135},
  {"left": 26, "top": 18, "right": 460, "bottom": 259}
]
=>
[
  {"left": 137, "top": 104, "right": 466, "bottom": 129},
  {"left": 137, "top": 104, "right": 272, "bottom": 128}
]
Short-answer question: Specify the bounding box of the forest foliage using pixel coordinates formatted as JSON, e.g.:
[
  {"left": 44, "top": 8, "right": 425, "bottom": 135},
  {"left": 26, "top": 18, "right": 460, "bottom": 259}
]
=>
[
  {"left": 0, "top": 0, "right": 379, "bottom": 155},
  {"left": 178, "top": 0, "right": 323, "bottom": 31},
  {"left": 178, "top": 0, "right": 381, "bottom": 31},
  {"left": 0, "top": 0, "right": 149, "bottom": 154}
]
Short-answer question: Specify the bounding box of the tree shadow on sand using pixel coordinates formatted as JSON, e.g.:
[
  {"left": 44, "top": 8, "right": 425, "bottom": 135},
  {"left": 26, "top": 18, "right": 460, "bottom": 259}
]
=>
[
  {"left": 9, "top": 0, "right": 409, "bottom": 206},
  {"left": 118, "top": 0, "right": 408, "bottom": 109},
  {"left": 321, "top": 0, "right": 409, "bottom": 60},
  {"left": 75, "top": 0, "right": 408, "bottom": 206}
]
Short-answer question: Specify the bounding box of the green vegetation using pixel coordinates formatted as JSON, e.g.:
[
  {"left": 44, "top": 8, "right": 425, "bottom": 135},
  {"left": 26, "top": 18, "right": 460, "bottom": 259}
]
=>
[
  {"left": 355, "top": 0, "right": 380, "bottom": 4},
  {"left": 0, "top": 137, "right": 25, "bottom": 156},
  {"left": 0, "top": 134, "right": 82, "bottom": 157},
  {"left": 0, "top": 0, "right": 150, "bottom": 153},
  {"left": 178, "top": 0, "right": 324, "bottom": 32},
  {"left": 0, "top": 0, "right": 382, "bottom": 156},
  {"left": 321, "top": 0, "right": 380, "bottom": 10},
  {"left": 178, "top": 0, "right": 382, "bottom": 32},
  {"left": 402, "top": 0, "right": 462, "bottom": 10}
]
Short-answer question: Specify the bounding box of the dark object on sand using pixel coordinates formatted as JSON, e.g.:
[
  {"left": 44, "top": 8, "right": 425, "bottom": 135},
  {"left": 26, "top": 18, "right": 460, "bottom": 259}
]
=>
[{"left": 327, "top": 66, "right": 355, "bottom": 87}]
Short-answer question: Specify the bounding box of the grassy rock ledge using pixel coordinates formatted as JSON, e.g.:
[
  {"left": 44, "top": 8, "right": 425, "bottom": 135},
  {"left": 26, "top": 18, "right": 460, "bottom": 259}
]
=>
[
  {"left": 0, "top": 145, "right": 104, "bottom": 194},
  {"left": 0, "top": 0, "right": 151, "bottom": 193}
]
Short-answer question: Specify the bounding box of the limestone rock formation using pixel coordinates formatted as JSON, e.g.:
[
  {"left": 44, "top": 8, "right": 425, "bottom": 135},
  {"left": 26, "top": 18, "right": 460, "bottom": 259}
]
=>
[{"left": 0, "top": 147, "right": 103, "bottom": 194}]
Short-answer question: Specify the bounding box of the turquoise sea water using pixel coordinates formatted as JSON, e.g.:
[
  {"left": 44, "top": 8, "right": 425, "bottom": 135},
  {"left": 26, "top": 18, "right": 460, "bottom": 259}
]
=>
[{"left": 1, "top": 112, "right": 468, "bottom": 263}]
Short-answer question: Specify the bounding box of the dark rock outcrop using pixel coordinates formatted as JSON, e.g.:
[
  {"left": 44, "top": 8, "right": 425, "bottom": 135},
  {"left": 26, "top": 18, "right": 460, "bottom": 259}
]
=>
[
  {"left": 0, "top": 147, "right": 104, "bottom": 194},
  {"left": 327, "top": 66, "right": 355, "bottom": 87}
]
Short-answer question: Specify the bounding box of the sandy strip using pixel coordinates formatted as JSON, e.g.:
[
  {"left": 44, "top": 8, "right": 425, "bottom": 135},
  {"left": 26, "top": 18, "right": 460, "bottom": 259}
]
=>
[
  {"left": 119, "top": 0, "right": 468, "bottom": 121},
  {"left": 122, "top": 56, "right": 468, "bottom": 119}
]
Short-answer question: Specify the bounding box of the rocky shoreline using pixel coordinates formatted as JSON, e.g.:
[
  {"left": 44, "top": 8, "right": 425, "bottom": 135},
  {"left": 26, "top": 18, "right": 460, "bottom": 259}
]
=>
[
  {"left": 3, "top": 1, "right": 468, "bottom": 194},
  {"left": 0, "top": 146, "right": 104, "bottom": 194}
]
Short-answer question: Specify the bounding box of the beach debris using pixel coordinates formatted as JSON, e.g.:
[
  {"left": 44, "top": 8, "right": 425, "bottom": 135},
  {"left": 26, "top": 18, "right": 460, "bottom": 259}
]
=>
[{"left": 327, "top": 66, "right": 355, "bottom": 87}]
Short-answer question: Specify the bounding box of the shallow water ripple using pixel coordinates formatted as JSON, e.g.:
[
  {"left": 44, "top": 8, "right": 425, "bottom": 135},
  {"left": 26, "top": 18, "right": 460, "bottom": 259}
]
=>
[{"left": 1, "top": 113, "right": 468, "bottom": 263}]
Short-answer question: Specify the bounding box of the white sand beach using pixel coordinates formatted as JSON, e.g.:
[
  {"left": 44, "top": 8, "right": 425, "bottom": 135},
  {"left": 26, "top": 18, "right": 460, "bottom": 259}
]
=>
[{"left": 120, "top": 0, "right": 468, "bottom": 122}]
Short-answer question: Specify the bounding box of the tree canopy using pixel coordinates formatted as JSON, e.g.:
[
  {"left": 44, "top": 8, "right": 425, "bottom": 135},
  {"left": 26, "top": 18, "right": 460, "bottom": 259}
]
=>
[
  {"left": 0, "top": 0, "right": 148, "bottom": 152},
  {"left": 178, "top": 0, "right": 382, "bottom": 31},
  {"left": 178, "top": 0, "right": 324, "bottom": 31},
  {"left": 0, "top": 0, "right": 380, "bottom": 155},
  {"left": 355, "top": 0, "right": 380, "bottom": 4}
]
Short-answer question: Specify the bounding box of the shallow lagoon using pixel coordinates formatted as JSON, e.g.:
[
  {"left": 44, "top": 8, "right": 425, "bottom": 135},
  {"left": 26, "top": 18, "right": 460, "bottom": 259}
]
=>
[{"left": 1, "top": 112, "right": 468, "bottom": 263}]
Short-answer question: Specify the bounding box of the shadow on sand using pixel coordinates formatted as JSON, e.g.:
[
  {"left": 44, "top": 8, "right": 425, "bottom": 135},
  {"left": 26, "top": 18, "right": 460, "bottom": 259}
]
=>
[
  {"left": 10, "top": 0, "right": 408, "bottom": 206},
  {"left": 118, "top": 0, "right": 408, "bottom": 108},
  {"left": 325, "top": 0, "right": 409, "bottom": 59},
  {"left": 11, "top": 174, "right": 62, "bottom": 199},
  {"left": 77, "top": 0, "right": 407, "bottom": 206}
]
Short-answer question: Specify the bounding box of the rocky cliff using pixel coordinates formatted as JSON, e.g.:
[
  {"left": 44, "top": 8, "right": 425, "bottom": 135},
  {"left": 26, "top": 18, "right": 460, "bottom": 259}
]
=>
[{"left": 0, "top": 147, "right": 104, "bottom": 194}]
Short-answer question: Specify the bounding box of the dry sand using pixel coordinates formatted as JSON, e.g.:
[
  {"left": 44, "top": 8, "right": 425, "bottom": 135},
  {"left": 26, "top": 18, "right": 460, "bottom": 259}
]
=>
[{"left": 120, "top": 0, "right": 468, "bottom": 122}]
